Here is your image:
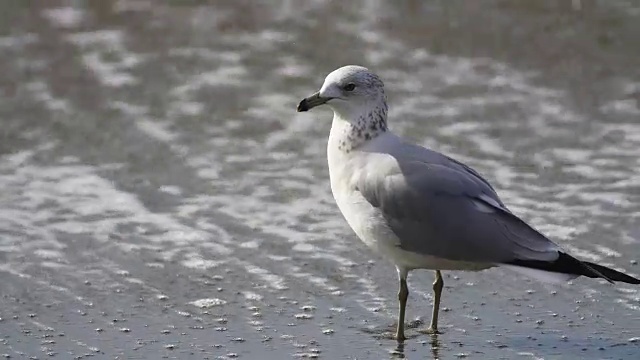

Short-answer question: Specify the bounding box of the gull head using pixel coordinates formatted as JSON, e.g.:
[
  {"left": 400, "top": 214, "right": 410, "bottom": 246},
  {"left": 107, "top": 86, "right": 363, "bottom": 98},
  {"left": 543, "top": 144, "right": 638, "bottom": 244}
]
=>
[{"left": 297, "top": 65, "right": 387, "bottom": 120}]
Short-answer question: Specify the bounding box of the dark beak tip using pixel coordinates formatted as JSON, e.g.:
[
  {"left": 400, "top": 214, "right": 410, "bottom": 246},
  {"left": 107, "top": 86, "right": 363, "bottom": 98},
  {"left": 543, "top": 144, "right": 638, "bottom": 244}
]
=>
[{"left": 297, "top": 99, "right": 309, "bottom": 112}]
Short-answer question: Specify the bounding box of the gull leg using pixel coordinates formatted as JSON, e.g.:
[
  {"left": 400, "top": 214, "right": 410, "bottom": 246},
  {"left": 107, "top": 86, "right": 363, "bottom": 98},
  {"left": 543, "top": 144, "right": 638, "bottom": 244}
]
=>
[
  {"left": 427, "top": 270, "right": 443, "bottom": 334},
  {"left": 396, "top": 268, "right": 409, "bottom": 342}
]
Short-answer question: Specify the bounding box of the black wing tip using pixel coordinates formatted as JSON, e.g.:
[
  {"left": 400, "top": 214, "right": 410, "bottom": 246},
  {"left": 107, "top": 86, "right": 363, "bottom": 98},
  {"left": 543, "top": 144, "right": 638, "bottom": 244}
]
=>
[
  {"left": 583, "top": 260, "right": 640, "bottom": 284},
  {"left": 507, "top": 252, "right": 640, "bottom": 285}
]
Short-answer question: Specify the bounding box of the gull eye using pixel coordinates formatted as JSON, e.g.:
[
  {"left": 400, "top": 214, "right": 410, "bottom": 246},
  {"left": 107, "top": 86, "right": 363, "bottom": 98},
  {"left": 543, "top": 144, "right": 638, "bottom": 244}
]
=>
[{"left": 344, "top": 83, "right": 356, "bottom": 92}]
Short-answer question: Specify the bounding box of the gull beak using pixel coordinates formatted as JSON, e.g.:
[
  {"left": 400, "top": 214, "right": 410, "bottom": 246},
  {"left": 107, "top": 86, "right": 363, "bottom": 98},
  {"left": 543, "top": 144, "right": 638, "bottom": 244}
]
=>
[{"left": 297, "top": 91, "right": 330, "bottom": 112}]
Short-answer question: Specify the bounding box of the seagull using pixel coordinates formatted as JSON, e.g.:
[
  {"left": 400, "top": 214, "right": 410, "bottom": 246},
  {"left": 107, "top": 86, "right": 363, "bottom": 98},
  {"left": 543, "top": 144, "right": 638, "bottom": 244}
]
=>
[{"left": 296, "top": 65, "right": 640, "bottom": 342}]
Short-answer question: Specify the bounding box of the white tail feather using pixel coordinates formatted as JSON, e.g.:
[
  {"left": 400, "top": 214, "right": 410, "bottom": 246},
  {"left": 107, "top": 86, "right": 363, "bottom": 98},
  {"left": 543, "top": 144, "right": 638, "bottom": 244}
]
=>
[{"left": 502, "top": 265, "right": 578, "bottom": 284}]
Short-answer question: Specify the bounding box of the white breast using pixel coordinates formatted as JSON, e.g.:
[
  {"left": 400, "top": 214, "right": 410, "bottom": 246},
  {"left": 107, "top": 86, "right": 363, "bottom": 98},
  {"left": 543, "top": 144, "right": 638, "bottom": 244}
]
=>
[
  {"left": 327, "top": 132, "right": 424, "bottom": 268},
  {"left": 332, "top": 174, "right": 398, "bottom": 252}
]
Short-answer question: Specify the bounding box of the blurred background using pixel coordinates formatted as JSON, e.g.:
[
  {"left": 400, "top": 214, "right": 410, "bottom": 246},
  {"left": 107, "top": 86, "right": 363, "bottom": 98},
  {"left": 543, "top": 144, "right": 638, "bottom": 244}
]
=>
[{"left": 0, "top": 0, "right": 639, "bottom": 359}]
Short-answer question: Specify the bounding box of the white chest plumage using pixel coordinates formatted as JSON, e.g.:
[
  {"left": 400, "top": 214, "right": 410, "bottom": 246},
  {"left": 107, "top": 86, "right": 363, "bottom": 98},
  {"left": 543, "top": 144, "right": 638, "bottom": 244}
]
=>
[
  {"left": 327, "top": 123, "right": 418, "bottom": 267},
  {"left": 328, "top": 124, "right": 393, "bottom": 245}
]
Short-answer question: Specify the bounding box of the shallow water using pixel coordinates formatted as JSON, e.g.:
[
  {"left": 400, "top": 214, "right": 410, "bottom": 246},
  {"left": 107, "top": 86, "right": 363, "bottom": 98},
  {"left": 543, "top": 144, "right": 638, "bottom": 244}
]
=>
[{"left": 0, "top": 1, "right": 639, "bottom": 359}]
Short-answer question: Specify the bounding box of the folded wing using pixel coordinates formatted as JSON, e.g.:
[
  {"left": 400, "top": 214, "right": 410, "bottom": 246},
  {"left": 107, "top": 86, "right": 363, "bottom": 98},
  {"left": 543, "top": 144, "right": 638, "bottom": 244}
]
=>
[{"left": 356, "top": 159, "right": 560, "bottom": 264}]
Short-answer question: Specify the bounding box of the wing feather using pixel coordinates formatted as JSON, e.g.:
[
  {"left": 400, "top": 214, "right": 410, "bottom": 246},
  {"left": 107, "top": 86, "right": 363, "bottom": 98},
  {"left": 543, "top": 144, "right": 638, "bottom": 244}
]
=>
[{"left": 356, "top": 158, "right": 559, "bottom": 264}]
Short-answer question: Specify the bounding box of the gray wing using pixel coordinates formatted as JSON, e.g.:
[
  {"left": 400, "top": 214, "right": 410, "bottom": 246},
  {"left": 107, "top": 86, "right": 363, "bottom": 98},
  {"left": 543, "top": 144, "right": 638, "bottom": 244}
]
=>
[{"left": 356, "top": 157, "right": 560, "bottom": 264}]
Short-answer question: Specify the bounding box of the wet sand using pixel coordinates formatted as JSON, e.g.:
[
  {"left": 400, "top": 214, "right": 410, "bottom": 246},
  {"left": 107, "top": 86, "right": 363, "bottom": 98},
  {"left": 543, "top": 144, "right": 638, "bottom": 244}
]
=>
[{"left": 0, "top": 1, "right": 639, "bottom": 359}]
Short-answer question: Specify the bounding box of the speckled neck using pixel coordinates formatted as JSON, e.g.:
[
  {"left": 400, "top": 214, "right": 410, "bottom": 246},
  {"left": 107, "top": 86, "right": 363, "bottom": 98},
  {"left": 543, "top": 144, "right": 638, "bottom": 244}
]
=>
[{"left": 331, "top": 103, "right": 388, "bottom": 153}]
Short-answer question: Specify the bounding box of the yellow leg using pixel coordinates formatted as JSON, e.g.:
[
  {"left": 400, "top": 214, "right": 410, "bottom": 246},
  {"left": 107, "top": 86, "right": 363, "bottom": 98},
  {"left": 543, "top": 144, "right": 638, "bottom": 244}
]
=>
[
  {"left": 396, "top": 271, "right": 408, "bottom": 342},
  {"left": 427, "top": 270, "right": 443, "bottom": 334}
]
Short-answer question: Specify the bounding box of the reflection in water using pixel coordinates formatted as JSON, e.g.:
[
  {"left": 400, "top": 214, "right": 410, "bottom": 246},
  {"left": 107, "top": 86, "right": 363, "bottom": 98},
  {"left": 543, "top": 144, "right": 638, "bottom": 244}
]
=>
[
  {"left": 391, "top": 342, "right": 405, "bottom": 359},
  {"left": 429, "top": 334, "right": 441, "bottom": 360},
  {"left": 0, "top": 0, "right": 639, "bottom": 359},
  {"left": 391, "top": 334, "right": 441, "bottom": 359},
  {"left": 391, "top": 342, "right": 406, "bottom": 358}
]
